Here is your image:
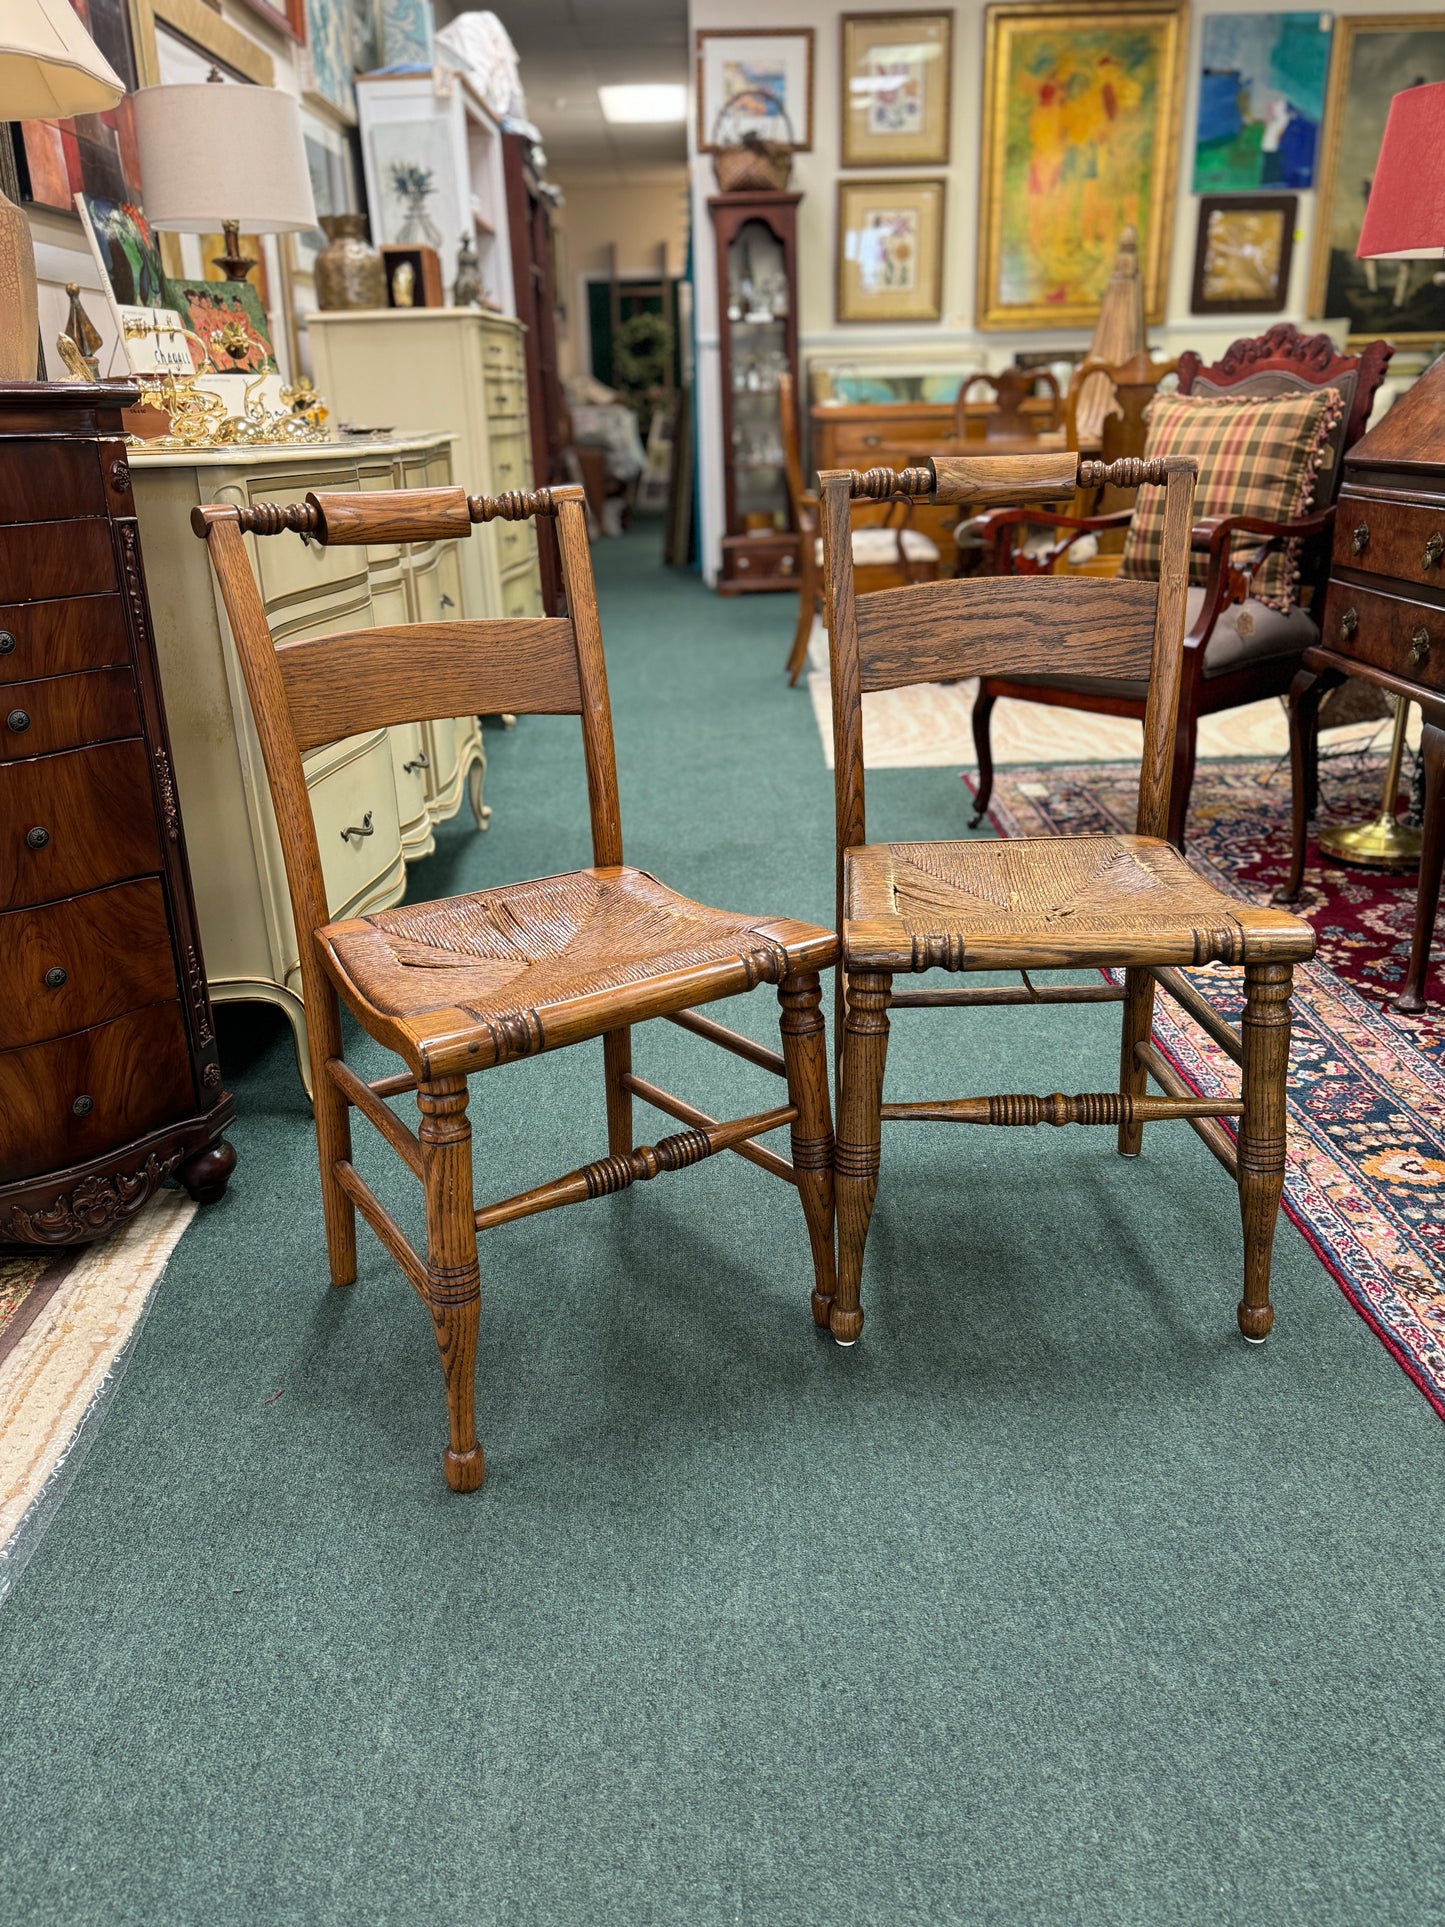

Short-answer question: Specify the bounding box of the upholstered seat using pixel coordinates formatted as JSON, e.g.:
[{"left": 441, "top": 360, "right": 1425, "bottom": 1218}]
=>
[
  {"left": 320, "top": 866, "right": 836, "bottom": 1074},
  {"left": 813, "top": 526, "right": 941, "bottom": 569},
  {"left": 844, "top": 835, "right": 1313, "bottom": 973}
]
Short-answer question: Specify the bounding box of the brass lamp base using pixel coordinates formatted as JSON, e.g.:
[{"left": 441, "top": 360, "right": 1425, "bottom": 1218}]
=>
[
  {"left": 212, "top": 218, "right": 256, "bottom": 283},
  {"left": 1317, "top": 694, "right": 1420, "bottom": 871}
]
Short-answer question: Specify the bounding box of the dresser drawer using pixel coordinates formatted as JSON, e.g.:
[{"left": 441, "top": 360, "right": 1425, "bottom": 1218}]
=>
[
  {"left": 0, "top": 740, "right": 162, "bottom": 910},
  {"left": 0, "top": 520, "right": 116, "bottom": 602},
  {"left": 246, "top": 477, "right": 369, "bottom": 610},
  {"left": 0, "top": 440, "right": 105, "bottom": 525},
  {"left": 0, "top": 667, "right": 139, "bottom": 760},
  {"left": 495, "top": 513, "right": 534, "bottom": 573},
  {"left": 500, "top": 567, "right": 543, "bottom": 620},
  {"left": 479, "top": 327, "right": 525, "bottom": 378},
  {"left": 0, "top": 1000, "right": 192, "bottom": 1184},
  {"left": 1324, "top": 581, "right": 1445, "bottom": 693},
  {"left": 0, "top": 878, "right": 177, "bottom": 1050},
  {"left": 484, "top": 374, "right": 528, "bottom": 423},
  {"left": 0, "top": 594, "right": 131, "bottom": 686},
  {"left": 310, "top": 729, "right": 405, "bottom": 918},
  {"left": 1335, "top": 494, "right": 1445, "bottom": 591},
  {"left": 487, "top": 431, "right": 531, "bottom": 495}
]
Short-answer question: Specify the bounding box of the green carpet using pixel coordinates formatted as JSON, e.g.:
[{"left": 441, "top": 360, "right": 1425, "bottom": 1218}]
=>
[{"left": 2, "top": 526, "right": 1442, "bottom": 1924}]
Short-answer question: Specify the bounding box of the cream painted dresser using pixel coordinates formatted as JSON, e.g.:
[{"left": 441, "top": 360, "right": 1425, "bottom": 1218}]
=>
[
  {"left": 306, "top": 310, "right": 545, "bottom": 623},
  {"left": 130, "top": 432, "right": 486, "bottom": 1087}
]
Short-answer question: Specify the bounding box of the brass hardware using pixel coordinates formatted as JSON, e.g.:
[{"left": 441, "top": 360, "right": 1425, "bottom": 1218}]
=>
[
  {"left": 0, "top": 632, "right": 13, "bottom": 655},
  {"left": 403, "top": 752, "right": 430, "bottom": 774},
  {"left": 862, "top": 433, "right": 884, "bottom": 447},
  {"left": 25, "top": 826, "right": 49, "bottom": 849},
  {"left": 1426, "top": 532, "right": 1445, "bottom": 569},
  {"left": 1339, "top": 605, "right": 1358, "bottom": 641},
  {"left": 6, "top": 709, "right": 29, "bottom": 732},
  {"left": 439, "top": 593, "right": 455, "bottom": 609},
  {"left": 340, "top": 810, "right": 375, "bottom": 843},
  {"left": 72, "top": 1095, "right": 93, "bottom": 1116},
  {"left": 1351, "top": 524, "right": 1370, "bottom": 555},
  {"left": 1409, "top": 627, "right": 1432, "bottom": 667},
  {"left": 44, "top": 967, "right": 67, "bottom": 989}
]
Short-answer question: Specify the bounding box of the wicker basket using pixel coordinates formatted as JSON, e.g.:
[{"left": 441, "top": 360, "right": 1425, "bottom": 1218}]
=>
[{"left": 710, "top": 91, "right": 794, "bottom": 194}]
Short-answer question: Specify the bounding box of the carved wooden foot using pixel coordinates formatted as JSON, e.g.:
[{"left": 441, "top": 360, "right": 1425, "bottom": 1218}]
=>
[{"left": 178, "top": 1137, "right": 236, "bottom": 1205}]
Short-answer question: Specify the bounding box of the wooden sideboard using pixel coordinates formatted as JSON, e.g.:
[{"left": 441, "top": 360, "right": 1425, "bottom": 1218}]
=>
[
  {"left": 0, "top": 381, "right": 234, "bottom": 1244},
  {"left": 130, "top": 432, "right": 486, "bottom": 1088},
  {"left": 1288, "top": 356, "right": 1445, "bottom": 1012},
  {"left": 306, "top": 309, "right": 545, "bottom": 624}
]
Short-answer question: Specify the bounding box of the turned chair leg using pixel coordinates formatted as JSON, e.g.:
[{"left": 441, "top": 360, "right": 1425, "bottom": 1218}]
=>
[
  {"left": 1117, "top": 966, "right": 1156, "bottom": 1158},
  {"left": 1237, "top": 961, "right": 1293, "bottom": 1343},
  {"left": 417, "top": 1074, "right": 484, "bottom": 1491},
  {"left": 310, "top": 1014, "right": 356, "bottom": 1290},
  {"left": 603, "top": 1027, "right": 633, "bottom": 1156},
  {"left": 777, "top": 972, "right": 837, "bottom": 1328},
  {"left": 1167, "top": 709, "right": 1200, "bottom": 852},
  {"left": 833, "top": 970, "right": 892, "bottom": 1346},
  {"left": 969, "top": 688, "right": 998, "bottom": 827}
]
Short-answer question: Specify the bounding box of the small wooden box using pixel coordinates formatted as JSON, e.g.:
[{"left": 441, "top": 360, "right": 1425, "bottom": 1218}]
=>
[{"left": 381, "top": 245, "right": 444, "bottom": 308}]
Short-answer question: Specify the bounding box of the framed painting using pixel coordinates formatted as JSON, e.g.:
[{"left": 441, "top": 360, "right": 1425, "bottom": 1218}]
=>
[
  {"left": 76, "top": 192, "right": 168, "bottom": 309},
  {"left": 840, "top": 12, "right": 953, "bottom": 167},
  {"left": 1309, "top": 16, "right": 1445, "bottom": 344},
  {"left": 163, "top": 278, "right": 279, "bottom": 375},
  {"left": 977, "top": 2, "right": 1187, "bottom": 331},
  {"left": 1192, "top": 13, "right": 1333, "bottom": 193},
  {"left": 696, "top": 29, "right": 814, "bottom": 152},
  {"left": 15, "top": 0, "right": 141, "bottom": 212},
  {"left": 837, "top": 177, "right": 945, "bottom": 323},
  {"left": 1191, "top": 194, "right": 1297, "bottom": 312}
]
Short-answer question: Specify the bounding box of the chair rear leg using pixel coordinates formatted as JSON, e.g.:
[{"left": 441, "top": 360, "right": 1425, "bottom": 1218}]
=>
[
  {"left": 833, "top": 971, "right": 892, "bottom": 1346},
  {"left": 307, "top": 1000, "right": 356, "bottom": 1288},
  {"left": 785, "top": 588, "right": 814, "bottom": 686},
  {"left": 1117, "top": 966, "right": 1157, "bottom": 1158},
  {"left": 418, "top": 1074, "right": 484, "bottom": 1491},
  {"left": 777, "top": 972, "right": 837, "bottom": 1328},
  {"left": 603, "top": 1027, "right": 633, "bottom": 1156},
  {"left": 1237, "top": 962, "right": 1293, "bottom": 1343},
  {"left": 969, "top": 689, "right": 998, "bottom": 827}
]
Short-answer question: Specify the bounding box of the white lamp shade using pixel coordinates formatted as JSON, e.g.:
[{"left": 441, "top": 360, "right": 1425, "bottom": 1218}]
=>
[
  {"left": 133, "top": 82, "right": 318, "bottom": 234},
  {"left": 0, "top": 0, "right": 126, "bottom": 118}
]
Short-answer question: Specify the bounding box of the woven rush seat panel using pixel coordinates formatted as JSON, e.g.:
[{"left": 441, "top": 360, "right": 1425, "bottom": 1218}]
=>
[
  {"left": 321, "top": 865, "right": 829, "bottom": 1025},
  {"left": 844, "top": 835, "right": 1311, "bottom": 971}
]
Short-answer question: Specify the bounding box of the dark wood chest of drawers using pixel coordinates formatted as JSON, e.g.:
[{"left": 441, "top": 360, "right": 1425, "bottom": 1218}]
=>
[
  {"left": 0, "top": 382, "right": 233, "bottom": 1241},
  {"left": 1290, "top": 355, "right": 1445, "bottom": 1011}
]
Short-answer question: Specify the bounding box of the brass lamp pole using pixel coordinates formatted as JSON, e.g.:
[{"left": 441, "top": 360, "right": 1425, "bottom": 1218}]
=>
[{"left": 1318, "top": 697, "right": 1421, "bottom": 871}]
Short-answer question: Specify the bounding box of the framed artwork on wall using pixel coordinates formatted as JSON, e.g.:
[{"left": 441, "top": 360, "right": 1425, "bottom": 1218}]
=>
[
  {"left": 977, "top": 1, "right": 1186, "bottom": 331},
  {"left": 1191, "top": 194, "right": 1297, "bottom": 312},
  {"left": 696, "top": 29, "right": 814, "bottom": 152},
  {"left": 1309, "top": 15, "right": 1445, "bottom": 344},
  {"left": 840, "top": 12, "right": 953, "bottom": 167},
  {"left": 15, "top": 0, "right": 141, "bottom": 212},
  {"left": 1192, "top": 13, "right": 1333, "bottom": 193},
  {"left": 836, "top": 177, "right": 945, "bottom": 323}
]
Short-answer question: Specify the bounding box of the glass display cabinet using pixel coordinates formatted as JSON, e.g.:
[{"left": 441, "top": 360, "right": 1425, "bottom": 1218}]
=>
[{"left": 709, "top": 190, "right": 802, "bottom": 594}]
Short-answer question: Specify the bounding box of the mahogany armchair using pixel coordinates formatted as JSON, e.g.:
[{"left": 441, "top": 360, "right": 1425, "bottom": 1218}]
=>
[
  {"left": 819, "top": 450, "right": 1314, "bottom": 1350},
  {"left": 194, "top": 481, "right": 838, "bottom": 1491},
  {"left": 967, "top": 325, "right": 1394, "bottom": 849}
]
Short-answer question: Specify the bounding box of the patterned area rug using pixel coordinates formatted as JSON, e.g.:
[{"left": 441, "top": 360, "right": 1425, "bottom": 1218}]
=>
[{"left": 974, "top": 752, "right": 1445, "bottom": 1418}]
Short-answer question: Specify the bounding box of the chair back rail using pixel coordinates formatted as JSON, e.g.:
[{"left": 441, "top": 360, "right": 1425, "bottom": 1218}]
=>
[{"left": 276, "top": 619, "right": 583, "bottom": 753}]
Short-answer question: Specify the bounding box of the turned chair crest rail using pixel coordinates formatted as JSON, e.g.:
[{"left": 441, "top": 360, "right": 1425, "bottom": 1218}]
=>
[
  {"left": 836, "top": 453, "right": 1183, "bottom": 506},
  {"left": 191, "top": 483, "right": 561, "bottom": 545}
]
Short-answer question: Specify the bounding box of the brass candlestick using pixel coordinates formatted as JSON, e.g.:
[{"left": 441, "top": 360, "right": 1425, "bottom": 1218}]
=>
[{"left": 1318, "top": 696, "right": 1422, "bottom": 870}]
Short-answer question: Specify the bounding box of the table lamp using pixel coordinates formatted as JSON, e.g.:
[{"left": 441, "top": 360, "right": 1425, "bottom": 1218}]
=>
[
  {"left": 1318, "top": 80, "right": 1445, "bottom": 872},
  {"left": 0, "top": 0, "right": 126, "bottom": 380},
  {"left": 133, "top": 74, "right": 316, "bottom": 284}
]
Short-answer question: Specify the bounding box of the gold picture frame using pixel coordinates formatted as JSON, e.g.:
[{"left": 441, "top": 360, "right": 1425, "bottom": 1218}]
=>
[
  {"left": 836, "top": 177, "right": 945, "bottom": 324},
  {"left": 1307, "top": 13, "right": 1445, "bottom": 344},
  {"left": 977, "top": 1, "right": 1186, "bottom": 331},
  {"left": 840, "top": 12, "right": 953, "bottom": 167}
]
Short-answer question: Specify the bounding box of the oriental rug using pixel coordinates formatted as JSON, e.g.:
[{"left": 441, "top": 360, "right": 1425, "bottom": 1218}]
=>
[{"left": 974, "top": 753, "right": 1445, "bottom": 1419}]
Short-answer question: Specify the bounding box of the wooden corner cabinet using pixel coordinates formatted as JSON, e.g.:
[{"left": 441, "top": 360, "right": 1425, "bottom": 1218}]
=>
[
  {"left": 0, "top": 382, "right": 234, "bottom": 1244},
  {"left": 710, "top": 190, "right": 803, "bottom": 594}
]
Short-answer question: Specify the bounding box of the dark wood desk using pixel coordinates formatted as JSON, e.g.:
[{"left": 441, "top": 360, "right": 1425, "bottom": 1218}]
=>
[{"left": 1288, "top": 356, "right": 1445, "bottom": 1012}]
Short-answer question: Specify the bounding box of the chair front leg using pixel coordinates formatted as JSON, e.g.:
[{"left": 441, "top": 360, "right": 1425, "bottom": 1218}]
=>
[
  {"left": 1237, "top": 962, "right": 1292, "bottom": 1343},
  {"left": 778, "top": 972, "right": 837, "bottom": 1328},
  {"left": 1117, "top": 966, "right": 1156, "bottom": 1157},
  {"left": 833, "top": 970, "right": 892, "bottom": 1346},
  {"left": 418, "top": 1074, "right": 484, "bottom": 1491}
]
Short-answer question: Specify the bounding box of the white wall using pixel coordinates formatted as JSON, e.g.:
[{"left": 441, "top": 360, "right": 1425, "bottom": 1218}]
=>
[{"left": 550, "top": 167, "right": 690, "bottom": 379}]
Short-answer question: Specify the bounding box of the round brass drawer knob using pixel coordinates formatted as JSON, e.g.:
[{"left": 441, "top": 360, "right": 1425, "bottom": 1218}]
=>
[
  {"left": 6, "top": 709, "right": 30, "bottom": 732},
  {"left": 25, "top": 825, "right": 49, "bottom": 849},
  {"left": 1352, "top": 524, "right": 1370, "bottom": 554},
  {"left": 1340, "top": 606, "right": 1358, "bottom": 641},
  {"left": 72, "top": 1095, "right": 93, "bottom": 1116},
  {"left": 1409, "top": 627, "right": 1432, "bottom": 667},
  {"left": 0, "top": 631, "right": 14, "bottom": 655},
  {"left": 44, "top": 967, "right": 67, "bottom": 989}
]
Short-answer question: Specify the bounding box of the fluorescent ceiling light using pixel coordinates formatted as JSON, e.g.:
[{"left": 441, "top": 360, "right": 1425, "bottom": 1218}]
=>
[{"left": 598, "top": 84, "right": 687, "bottom": 124}]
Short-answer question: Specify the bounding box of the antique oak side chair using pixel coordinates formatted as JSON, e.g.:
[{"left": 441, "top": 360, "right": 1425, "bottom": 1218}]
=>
[
  {"left": 194, "top": 482, "right": 839, "bottom": 1491},
  {"left": 820, "top": 451, "right": 1315, "bottom": 1349}
]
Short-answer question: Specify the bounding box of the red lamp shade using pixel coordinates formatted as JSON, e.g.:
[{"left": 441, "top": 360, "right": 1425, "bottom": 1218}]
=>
[{"left": 1357, "top": 79, "right": 1445, "bottom": 260}]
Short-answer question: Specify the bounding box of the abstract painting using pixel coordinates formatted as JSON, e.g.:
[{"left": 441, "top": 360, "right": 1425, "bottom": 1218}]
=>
[
  {"left": 978, "top": 3, "right": 1187, "bottom": 330},
  {"left": 163, "top": 279, "right": 278, "bottom": 376},
  {"left": 17, "top": 0, "right": 139, "bottom": 212},
  {"left": 841, "top": 13, "right": 953, "bottom": 165},
  {"left": 1191, "top": 194, "right": 1297, "bottom": 312},
  {"left": 696, "top": 30, "right": 814, "bottom": 150},
  {"left": 1309, "top": 17, "right": 1445, "bottom": 343},
  {"left": 378, "top": 0, "right": 434, "bottom": 66},
  {"left": 837, "top": 177, "right": 945, "bottom": 322},
  {"left": 1193, "top": 13, "right": 1333, "bottom": 193},
  {"left": 76, "top": 193, "right": 167, "bottom": 309}
]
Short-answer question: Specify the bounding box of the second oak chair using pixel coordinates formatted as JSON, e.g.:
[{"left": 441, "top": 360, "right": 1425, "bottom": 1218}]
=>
[
  {"left": 819, "top": 450, "right": 1316, "bottom": 1349},
  {"left": 194, "top": 481, "right": 839, "bottom": 1492}
]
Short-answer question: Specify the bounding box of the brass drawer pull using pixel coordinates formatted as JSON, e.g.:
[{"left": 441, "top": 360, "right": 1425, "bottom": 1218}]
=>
[
  {"left": 339, "top": 810, "right": 375, "bottom": 844},
  {"left": 440, "top": 593, "right": 455, "bottom": 609},
  {"left": 6, "top": 708, "right": 29, "bottom": 732},
  {"left": 403, "top": 751, "right": 430, "bottom": 774},
  {"left": 44, "top": 967, "right": 67, "bottom": 989},
  {"left": 72, "top": 1094, "right": 92, "bottom": 1116},
  {"left": 1409, "top": 626, "right": 1432, "bottom": 667},
  {"left": 0, "top": 631, "right": 14, "bottom": 655},
  {"left": 1339, "top": 606, "right": 1358, "bottom": 641},
  {"left": 1352, "top": 523, "right": 1370, "bottom": 555},
  {"left": 862, "top": 433, "right": 884, "bottom": 447},
  {"left": 1426, "top": 532, "right": 1445, "bottom": 569},
  {"left": 26, "top": 825, "right": 49, "bottom": 849}
]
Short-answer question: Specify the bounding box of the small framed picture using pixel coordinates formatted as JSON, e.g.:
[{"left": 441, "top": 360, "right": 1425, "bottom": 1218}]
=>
[
  {"left": 841, "top": 12, "right": 953, "bottom": 167},
  {"left": 837, "top": 177, "right": 945, "bottom": 323},
  {"left": 696, "top": 28, "right": 814, "bottom": 153},
  {"left": 1191, "top": 194, "right": 1297, "bottom": 314}
]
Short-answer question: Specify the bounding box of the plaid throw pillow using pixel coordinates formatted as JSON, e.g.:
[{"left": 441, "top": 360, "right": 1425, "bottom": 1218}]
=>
[{"left": 1119, "top": 387, "right": 1344, "bottom": 611}]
